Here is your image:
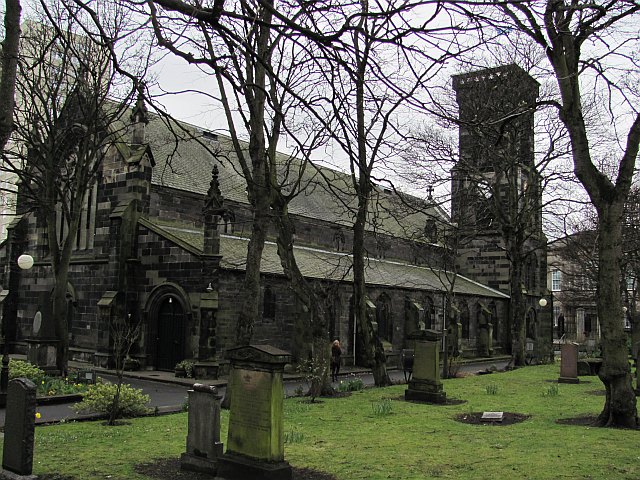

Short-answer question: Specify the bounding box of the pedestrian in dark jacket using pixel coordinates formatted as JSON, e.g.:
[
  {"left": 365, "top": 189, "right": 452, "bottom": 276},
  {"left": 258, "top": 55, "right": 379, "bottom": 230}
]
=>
[{"left": 331, "top": 339, "right": 342, "bottom": 382}]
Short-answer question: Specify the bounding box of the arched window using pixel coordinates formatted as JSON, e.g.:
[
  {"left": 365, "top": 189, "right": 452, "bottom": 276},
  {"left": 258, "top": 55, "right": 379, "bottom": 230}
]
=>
[
  {"left": 526, "top": 308, "right": 537, "bottom": 339},
  {"left": 460, "top": 303, "right": 470, "bottom": 339},
  {"left": 263, "top": 286, "right": 276, "bottom": 320},
  {"left": 424, "top": 296, "right": 435, "bottom": 329},
  {"left": 489, "top": 301, "right": 498, "bottom": 341},
  {"left": 376, "top": 293, "right": 393, "bottom": 342}
]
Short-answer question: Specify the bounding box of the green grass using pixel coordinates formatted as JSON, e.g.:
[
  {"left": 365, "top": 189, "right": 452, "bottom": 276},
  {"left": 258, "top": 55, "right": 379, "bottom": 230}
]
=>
[{"left": 2, "top": 363, "right": 638, "bottom": 480}]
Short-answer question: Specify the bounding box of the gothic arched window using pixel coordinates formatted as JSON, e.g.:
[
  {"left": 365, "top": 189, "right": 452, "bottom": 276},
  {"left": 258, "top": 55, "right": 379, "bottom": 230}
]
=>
[{"left": 263, "top": 286, "right": 276, "bottom": 320}]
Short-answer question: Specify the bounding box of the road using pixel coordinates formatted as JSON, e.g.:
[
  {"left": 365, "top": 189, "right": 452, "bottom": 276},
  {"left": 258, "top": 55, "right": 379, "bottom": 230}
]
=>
[{"left": 0, "top": 359, "right": 508, "bottom": 427}]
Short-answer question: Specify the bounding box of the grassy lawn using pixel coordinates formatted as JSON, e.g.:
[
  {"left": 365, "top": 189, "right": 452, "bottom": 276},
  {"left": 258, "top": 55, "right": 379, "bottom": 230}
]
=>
[{"left": 3, "top": 363, "right": 638, "bottom": 480}]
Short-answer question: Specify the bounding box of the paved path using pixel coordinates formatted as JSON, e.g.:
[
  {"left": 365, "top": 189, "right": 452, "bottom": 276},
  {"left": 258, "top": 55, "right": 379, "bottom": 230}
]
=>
[{"left": 0, "top": 358, "right": 510, "bottom": 427}]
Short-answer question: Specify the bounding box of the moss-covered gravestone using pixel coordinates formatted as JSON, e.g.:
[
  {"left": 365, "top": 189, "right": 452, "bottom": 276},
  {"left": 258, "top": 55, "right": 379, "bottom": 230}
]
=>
[
  {"left": 217, "top": 345, "right": 292, "bottom": 480},
  {"left": 405, "top": 330, "right": 446, "bottom": 403}
]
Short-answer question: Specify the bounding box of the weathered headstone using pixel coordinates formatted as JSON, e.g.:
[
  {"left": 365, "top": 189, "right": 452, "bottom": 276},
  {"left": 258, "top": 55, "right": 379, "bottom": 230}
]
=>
[
  {"left": 558, "top": 342, "right": 580, "bottom": 384},
  {"left": 26, "top": 310, "right": 58, "bottom": 375},
  {"left": 405, "top": 329, "right": 446, "bottom": 403},
  {"left": 180, "top": 384, "right": 223, "bottom": 475},
  {"left": 217, "top": 345, "right": 292, "bottom": 480},
  {"left": 481, "top": 411, "right": 504, "bottom": 423},
  {"left": 2, "top": 378, "right": 37, "bottom": 479}
]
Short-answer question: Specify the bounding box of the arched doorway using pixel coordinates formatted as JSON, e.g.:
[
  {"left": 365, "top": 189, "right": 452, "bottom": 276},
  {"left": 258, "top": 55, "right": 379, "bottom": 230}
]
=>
[
  {"left": 145, "top": 285, "right": 191, "bottom": 371},
  {"left": 155, "top": 295, "right": 185, "bottom": 370}
]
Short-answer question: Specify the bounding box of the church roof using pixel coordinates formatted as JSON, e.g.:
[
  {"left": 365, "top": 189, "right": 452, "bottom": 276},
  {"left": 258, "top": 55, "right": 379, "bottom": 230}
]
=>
[
  {"left": 143, "top": 115, "right": 447, "bottom": 242},
  {"left": 144, "top": 219, "right": 508, "bottom": 299}
]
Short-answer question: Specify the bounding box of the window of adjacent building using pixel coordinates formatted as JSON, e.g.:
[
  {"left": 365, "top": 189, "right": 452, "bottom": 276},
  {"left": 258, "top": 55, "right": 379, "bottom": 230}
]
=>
[
  {"left": 551, "top": 269, "right": 561, "bottom": 291},
  {"left": 626, "top": 276, "right": 635, "bottom": 292},
  {"left": 54, "top": 182, "right": 97, "bottom": 252},
  {"left": 553, "top": 305, "right": 561, "bottom": 327}
]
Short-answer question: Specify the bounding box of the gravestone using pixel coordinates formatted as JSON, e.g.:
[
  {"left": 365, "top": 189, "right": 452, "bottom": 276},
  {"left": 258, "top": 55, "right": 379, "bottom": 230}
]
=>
[
  {"left": 558, "top": 342, "right": 580, "bottom": 384},
  {"left": 405, "top": 329, "right": 446, "bottom": 403},
  {"left": 217, "top": 345, "right": 292, "bottom": 480},
  {"left": 2, "top": 378, "right": 37, "bottom": 479},
  {"left": 180, "top": 384, "right": 223, "bottom": 475},
  {"left": 26, "top": 310, "right": 59, "bottom": 375},
  {"left": 481, "top": 411, "right": 504, "bottom": 423}
]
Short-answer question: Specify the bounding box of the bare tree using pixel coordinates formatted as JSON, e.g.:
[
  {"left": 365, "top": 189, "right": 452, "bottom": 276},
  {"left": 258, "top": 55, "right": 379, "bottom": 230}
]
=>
[
  {"left": 0, "top": 0, "right": 21, "bottom": 151},
  {"left": 480, "top": 0, "right": 640, "bottom": 427},
  {"left": 303, "top": 0, "right": 483, "bottom": 387},
  {"left": 3, "top": 0, "right": 148, "bottom": 374},
  {"left": 107, "top": 312, "right": 141, "bottom": 426},
  {"left": 141, "top": 0, "right": 341, "bottom": 398}
]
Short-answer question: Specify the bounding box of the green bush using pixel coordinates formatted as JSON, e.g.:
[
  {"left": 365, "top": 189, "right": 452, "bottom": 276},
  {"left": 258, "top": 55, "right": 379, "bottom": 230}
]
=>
[
  {"left": 542, "top": 384, "right": 559, "bottom": 397},
  {"left": 371, "top": 398, "right": 393, "bottom": 416},
  {"left": 337, "top": 376, "right": 365, "bottom": 392},
  {"left": 175, "top": 360, "right": 195, "bottom": 378},
  {"left": 8, "top": 359, "right": 45, "bottom": 385},
  {"left": 40, "top": 377, "right": 88, "bottom": 397},
  {"left": 485, "top": 383, "right": 499, "bottom": 395},
  {"left": 72, "top": 381, "right": 150, "bottom": 419},
  {"left": 284, "top": 430, "right": 304, "bottom": 444}
]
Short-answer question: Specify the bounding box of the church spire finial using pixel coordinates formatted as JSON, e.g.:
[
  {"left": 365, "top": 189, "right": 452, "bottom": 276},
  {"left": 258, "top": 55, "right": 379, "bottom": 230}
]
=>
[{"left": 130, "top": 82, "right": 148, "bottom": 145}]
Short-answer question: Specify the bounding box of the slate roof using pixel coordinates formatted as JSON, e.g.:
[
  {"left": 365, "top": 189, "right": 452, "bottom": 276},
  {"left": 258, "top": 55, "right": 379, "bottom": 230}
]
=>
[
  {"left": 143, "top": 115, "right": 447, "bottom": 241},
  {"left": 146, "top": 219, "right": 508, "bottom": 299}
]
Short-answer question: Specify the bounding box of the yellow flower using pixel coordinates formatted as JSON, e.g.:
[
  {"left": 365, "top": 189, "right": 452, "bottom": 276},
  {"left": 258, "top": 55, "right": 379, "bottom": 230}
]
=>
[{"left": 35, "top": 412, "right": 41, "bottom": 419}]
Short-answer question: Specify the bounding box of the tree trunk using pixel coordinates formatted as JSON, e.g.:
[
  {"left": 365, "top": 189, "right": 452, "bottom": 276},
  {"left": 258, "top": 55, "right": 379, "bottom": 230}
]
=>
[
  {"left": 52, "top": 266, "right": 70, "bottom": 376},
  {"left": 272, "top": 197, "right": 333, "bottom": 396},
  {"left": 352, "top": 203, "right": 391, "bottom": 387},
  {"left": 510, "top": 261, "right": 526, "bottom": 366},
  {"left": 595, "top": 209, "right": 638, "bottom": 427},
  {"left": 236, "top": 201, "right": 269, "bottom": 345},
  {"left": 0, "top": 0, "right": 21, "bottom": 150}
]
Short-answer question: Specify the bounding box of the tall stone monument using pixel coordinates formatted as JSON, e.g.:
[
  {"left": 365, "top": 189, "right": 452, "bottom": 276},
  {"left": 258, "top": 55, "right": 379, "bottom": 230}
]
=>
[
  {"left": 2, "top": 378, "right": 37, "bottom": 479},
  {"left": 217, "top": 345, "right": 292, "bottom": 480},
  {"left": 180, "top": 384, "right": 223, "bottom": 475},
  {"left": 558, "top": 342, "right": 580, "bottom": 384},
  {"left": 405, "top": 330, "right": 447, "bottom": 403}
]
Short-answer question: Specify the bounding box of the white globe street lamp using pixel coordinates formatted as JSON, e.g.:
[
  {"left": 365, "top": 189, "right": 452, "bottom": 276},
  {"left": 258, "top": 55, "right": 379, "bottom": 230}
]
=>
[
  {"left": 538, "top": 298, "right": 548, "bottom": 308},
  {"left": 17, "top": 254, "right": 34, "bottom": 270}
]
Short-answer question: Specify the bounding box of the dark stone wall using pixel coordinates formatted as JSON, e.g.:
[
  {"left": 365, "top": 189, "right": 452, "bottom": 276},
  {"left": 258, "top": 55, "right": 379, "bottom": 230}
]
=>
[{"left": 149, "top": 184, "right": 447, "bottom": 267}]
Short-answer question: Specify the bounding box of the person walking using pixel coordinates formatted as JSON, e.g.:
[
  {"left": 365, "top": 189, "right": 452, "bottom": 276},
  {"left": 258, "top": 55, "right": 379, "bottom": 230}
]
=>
[{"left": 330, "top": 339, "right": 342, "bottom": 382}]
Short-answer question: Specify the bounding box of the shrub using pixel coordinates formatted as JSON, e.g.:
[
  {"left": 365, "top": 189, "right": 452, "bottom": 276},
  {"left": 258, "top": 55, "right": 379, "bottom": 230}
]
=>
[
  {"left": 542, "top": 384, "right": 559, "bottom": 397},
  {"left": 371, "top": 398, "right": 393, "bottom": 416},
  {"left": 175, "top": 360, "right": 195, "bottom": 378},
  {"left": 337, "top": 376, "right": 365, "bottom": 392},
  {"left": 72, "top": 381, "right": 150, "bottom": 419},
  {"left": 40, "top": 377, "right": 88, "bottom": 397},
  {"left": 8, "top": 359, "right": 45, "bottom": 385},
  {"left": 284, "top": 430, "right": 304, "bottom": 444},
  {"left": 485, "top": 383, "right": 499, "bottom": 395}
]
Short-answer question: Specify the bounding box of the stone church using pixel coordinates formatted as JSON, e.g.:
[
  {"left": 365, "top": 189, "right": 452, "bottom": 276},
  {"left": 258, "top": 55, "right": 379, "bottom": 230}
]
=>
[{"left": 0, "top": 64, "right": 550, "bottom": 371}]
